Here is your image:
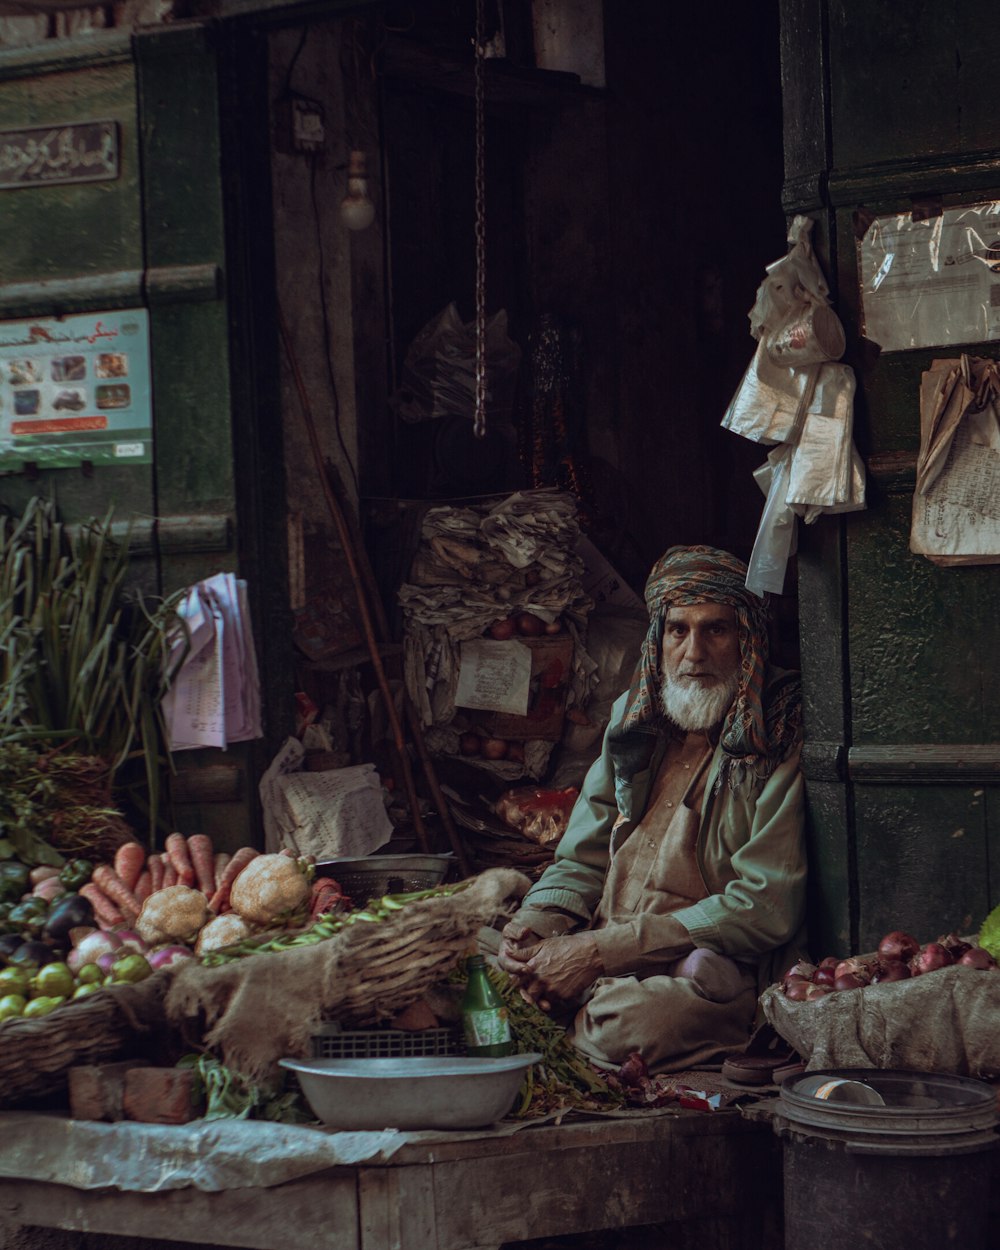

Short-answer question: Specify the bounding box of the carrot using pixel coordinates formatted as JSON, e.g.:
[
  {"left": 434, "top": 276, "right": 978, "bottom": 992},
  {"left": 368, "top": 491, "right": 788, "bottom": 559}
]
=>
[
  {"left": 186, "top": 834, "right": 216, "bottom": 896},
  {"left": 133, "top": 869, "right": 153, "bottom": 905},
  {"left": 113, "top": 841, "right": 146, "bottom": 893},
  {"left": 213, "top": 852, "right": 231, "bottom": 891},
  {"left": 80, "top": 883, "right": 124, "bottom": 929},
  {"left": 162, "top": 859, "right": 179, "bottom": 888},
  {"left": 166, "top": 832, "right": 196, "bottom": 886},
  {"left": 92, "top": 865, "right": 141, "bottom": 922},
  {"left": 208, "top": 846, "right": 259, "bottom": 914},
  {"left": 148, "top": 853, "right": 165, "bottom": 894}
]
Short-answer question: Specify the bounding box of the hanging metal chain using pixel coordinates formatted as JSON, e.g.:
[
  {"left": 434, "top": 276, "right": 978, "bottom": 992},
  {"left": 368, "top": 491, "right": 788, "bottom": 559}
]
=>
[{"left": 473, "top": 0, "right": 488, "bottom": 440}]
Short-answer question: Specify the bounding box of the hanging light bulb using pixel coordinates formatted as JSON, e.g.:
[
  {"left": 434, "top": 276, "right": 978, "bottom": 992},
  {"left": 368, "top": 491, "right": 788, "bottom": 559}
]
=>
[{"left": 339, "top": 149, "right": 376, "bottom": 231}]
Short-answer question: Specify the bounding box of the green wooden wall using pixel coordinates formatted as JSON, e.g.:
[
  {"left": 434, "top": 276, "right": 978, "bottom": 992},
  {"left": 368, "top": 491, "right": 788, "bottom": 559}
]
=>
[
  {"left": 782, "top": 0, "right": 1000, "bottom": 957},
  {"left": 0, "top": 24, "right": 288, "bottom": 850}
]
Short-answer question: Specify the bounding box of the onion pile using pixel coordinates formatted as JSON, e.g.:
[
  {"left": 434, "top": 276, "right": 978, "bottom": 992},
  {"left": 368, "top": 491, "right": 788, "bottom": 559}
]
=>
[{"left": 781, "top": 928, "right": 997, "bottom": 999}]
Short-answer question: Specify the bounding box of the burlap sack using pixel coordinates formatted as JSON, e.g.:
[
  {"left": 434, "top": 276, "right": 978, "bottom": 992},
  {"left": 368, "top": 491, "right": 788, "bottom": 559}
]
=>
[
  {"left": 762, "top": 964, "right": 1000, "bottom": 1078},
  {"left": 165, "top": 867, "right": 530, "bottom": 1080}
]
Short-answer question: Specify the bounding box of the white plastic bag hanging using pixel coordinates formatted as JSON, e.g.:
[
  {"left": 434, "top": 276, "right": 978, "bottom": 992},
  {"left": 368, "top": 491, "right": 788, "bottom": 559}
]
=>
[
  {"left": 721, "top": 215, "right": 866, "bottom": 596},
  {"left": 746, "top": 445, "right": 798, "bottom": 597}
]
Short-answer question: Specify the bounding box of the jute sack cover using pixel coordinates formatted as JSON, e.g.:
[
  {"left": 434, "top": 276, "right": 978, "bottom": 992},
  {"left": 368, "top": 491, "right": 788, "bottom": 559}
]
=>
[
  {"left": 165, "top": 867, "right": 530, "bottom": 1080},
  {"left": 762, "top": 964, "right": 1000, "bottom": 1078}
]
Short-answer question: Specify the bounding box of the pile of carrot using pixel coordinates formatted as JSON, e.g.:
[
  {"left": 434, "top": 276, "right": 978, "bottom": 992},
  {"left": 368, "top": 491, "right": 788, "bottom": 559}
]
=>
[{"left": 80, "top": 835, "right": 262, "bottom": 930}]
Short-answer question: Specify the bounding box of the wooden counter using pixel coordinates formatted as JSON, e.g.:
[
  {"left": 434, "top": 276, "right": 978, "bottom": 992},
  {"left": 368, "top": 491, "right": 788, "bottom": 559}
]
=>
[{"left": 0, "top": 1108, "right": 783, "bottom": 1250}]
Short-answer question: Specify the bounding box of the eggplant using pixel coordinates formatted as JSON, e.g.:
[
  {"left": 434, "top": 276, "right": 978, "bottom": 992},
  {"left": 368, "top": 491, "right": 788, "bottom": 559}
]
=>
[
  {"left": 0, "top": 933, "right": 25, "bottom": 962},
  {"left": 42, "top": 893, "right": 94, "bottom": 945},
  {"left": 8, "top": 940, "right": 58, "bottom": 967}
]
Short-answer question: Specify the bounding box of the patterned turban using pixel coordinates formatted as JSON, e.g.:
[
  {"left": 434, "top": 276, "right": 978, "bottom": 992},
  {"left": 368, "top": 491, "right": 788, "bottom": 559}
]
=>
[{"left": 619, "top": 545, "right": 799, "bottom": 787}]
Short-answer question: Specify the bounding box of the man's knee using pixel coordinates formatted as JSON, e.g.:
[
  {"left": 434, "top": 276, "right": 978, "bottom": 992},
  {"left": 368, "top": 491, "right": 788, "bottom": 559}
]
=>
[{"left": 669, "top": 949, "right": 753, "bottom": 1002}]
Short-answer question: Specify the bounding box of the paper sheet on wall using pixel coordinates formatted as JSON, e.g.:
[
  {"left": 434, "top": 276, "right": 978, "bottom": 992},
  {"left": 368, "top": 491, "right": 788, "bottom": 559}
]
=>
[
  {"left": 161, "top": 572, "right": 264, "bottom": 751},
  {"left": 454, "top": 639, "right": 533, "bottom": 715},
  {"left": 910, "top": 355, "right": 1000, "bottom": 565},
  {"left": 859, "top": 201, "right": 1000, "bottom": 352}
]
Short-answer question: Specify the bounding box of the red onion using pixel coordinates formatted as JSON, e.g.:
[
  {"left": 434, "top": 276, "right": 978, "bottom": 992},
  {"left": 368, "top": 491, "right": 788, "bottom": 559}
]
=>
[
  {"left": 817, "top": 956, "right": 840, "bottom": 971},
  {"left": 618, "top": 1051, "right": 648, "bottom": 1088},
  {"left": 805, "top": 983, "right": 833, "bottom": 999},
  {"left": 147, "top": 945, "right": 195, "bottom": 970},
  {"left": 958, "top": 947, "right": 996, "bottom": 970},
  {"left": 834, "top": 973, "right": 865, "bottom": 991},
  {"left": 877, "top": 930, "right": 920, "bottom": 963},
  {"left": 813, "top": 966, "right": 837, "bottom": 987},
  {"left": 73, "top": 930, "right": 123, "bottom": 968},
  {"left": 784, "top": 979, "right": 811, "bottom": 1001},
  {"left": 783, "top": 960, "right": 817, "bottom": 983},
  {"left": 909, "top": 942, "right": 954, "bottom": 976},
  {"left": 872, "top": 960, "right": 911, "bottom": 984},
  {"left": 937, "top": 931, "right": 972, "bottom": 958},
  {"left": 835, "top": 957, "right": 872, "bottom": 984}
]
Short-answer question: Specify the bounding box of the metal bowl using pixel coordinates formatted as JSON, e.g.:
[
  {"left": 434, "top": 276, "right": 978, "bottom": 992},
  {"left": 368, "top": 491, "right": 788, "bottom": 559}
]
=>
[
  {"left": 280, "top": 1053, "right": 541, "bottom": 1131},
  {"left": 314, "top": 853, "right": 452, "bottom": 905}
]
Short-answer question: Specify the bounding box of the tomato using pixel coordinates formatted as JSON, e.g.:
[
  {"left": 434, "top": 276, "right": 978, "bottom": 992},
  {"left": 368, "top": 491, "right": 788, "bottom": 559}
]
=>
[
  {"left": 0, "top": 967, "right": 30, "bottom": 998},
  {"left": 31, "top": 962, "right": 74, "bottom": 1000},
  {"left": 0, "top": 994, "right": 25, "bottom": 1020},
  {"left": 111, "top": 954, "right": 152, "bottom": 984},
  {"left": 22, "top": 995, "right": 64, "bottom": 1018}
]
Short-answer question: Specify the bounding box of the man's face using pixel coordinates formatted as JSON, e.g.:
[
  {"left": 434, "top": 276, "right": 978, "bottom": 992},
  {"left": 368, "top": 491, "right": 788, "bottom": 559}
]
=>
[{"left": 660, "top": 602, "right": 741, "bottom": 731}]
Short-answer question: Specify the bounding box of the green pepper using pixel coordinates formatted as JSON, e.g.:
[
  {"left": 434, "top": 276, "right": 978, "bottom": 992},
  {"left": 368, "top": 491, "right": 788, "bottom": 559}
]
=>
[
  {"left": 58, "top": 859, "right": 92, "bottom": 891},
  {"left": 8, "top": 900, "right": 48, "bottom": 937},
  {"left": 0, "top": 862, "right": 30, "bottom": 903}
]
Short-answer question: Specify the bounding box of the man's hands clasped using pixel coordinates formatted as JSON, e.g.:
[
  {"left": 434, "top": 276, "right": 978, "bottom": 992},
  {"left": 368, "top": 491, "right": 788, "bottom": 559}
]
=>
[{"left": 498, "top": 917, "right": 603, "bottom": 1013}]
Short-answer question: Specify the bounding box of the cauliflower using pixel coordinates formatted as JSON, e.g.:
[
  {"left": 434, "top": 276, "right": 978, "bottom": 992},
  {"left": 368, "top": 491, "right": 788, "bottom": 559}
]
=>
[
  {"left": 136, "top": 884, "right": 212, "bottom": 946},
  {"left": 229, "top": 853, "right": 311, "bottom": 924},
  {"left": 195, "top": 912, "right": 254, "bottom": 955}
]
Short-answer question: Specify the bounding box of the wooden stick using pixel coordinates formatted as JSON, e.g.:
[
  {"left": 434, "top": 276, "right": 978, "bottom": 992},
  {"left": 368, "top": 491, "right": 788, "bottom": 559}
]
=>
[
  {"left": 277, "top": 309, "right": 429, "bottom": 853},
  {"left": 405, "top": 695, "right": 472, "bottom": 876}
]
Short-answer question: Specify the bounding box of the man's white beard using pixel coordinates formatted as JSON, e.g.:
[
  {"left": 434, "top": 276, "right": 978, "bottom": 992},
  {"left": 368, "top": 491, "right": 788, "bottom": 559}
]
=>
[{"left": 661, "top": 668, "right": 740, "bottom": 733}]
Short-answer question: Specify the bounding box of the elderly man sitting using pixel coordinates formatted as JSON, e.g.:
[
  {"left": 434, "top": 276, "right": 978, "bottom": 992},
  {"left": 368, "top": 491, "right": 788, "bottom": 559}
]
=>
[{"left": 498, "top": 545, "right": 806, "bottom": 1073}]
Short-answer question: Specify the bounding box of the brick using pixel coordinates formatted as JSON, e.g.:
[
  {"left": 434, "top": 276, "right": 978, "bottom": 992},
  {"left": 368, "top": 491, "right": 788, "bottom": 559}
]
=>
[
  {"left": 68, "top": 1060, "right": 146, "bottom": 1122},
  {"left": 122, "top": 1067, "right": 200, "bottom": 1125}
]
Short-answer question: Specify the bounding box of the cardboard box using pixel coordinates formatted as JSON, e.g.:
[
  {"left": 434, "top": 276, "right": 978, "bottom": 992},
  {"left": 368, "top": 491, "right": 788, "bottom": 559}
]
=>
[{"left": 472, "top": 634, "right": 574, "bottom": 742}]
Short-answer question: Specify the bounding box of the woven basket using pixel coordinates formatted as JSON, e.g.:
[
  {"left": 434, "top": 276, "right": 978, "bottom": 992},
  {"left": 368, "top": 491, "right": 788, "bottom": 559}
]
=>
[
  {"left": 164, "top": 867, "right": 532, "bottom": 1076},
  {"left": 0, "top": 970, "right": 172, "bottom": 1107},
  {"left": 331, "top": 910, "right": 484, "bottom": 1026}
]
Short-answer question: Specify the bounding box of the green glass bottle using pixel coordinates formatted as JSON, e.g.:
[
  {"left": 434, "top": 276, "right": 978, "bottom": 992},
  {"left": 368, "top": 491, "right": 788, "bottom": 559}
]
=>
[{"left": 461, "top": 955, "right": 513, "bottom": 1057}]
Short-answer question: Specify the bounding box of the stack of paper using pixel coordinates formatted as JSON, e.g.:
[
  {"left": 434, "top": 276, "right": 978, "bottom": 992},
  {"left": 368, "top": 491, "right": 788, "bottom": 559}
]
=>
[{"left": 161, "top": 572, "right": 263, "bottom": 752}]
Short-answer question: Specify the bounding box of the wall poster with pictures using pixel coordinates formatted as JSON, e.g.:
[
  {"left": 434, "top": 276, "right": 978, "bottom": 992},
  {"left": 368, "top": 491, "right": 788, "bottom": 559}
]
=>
[{"left": 0, "top": 308, "right": 152, "bottom": 469}]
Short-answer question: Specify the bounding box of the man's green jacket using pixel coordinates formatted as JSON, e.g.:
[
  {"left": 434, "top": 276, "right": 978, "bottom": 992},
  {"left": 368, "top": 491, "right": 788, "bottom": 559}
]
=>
[{"left": 518, "top": 687, "right": 807, "bottom": 983}]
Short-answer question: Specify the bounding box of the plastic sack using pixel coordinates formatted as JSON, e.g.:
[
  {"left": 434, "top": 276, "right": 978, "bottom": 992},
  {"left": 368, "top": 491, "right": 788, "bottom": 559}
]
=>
[
  {"left": 746, "top": 444, "right": 798, "bottom": 597},
  {"left": 393, "top": 302, "right": 522, "bottom": 425},
  {"left": 494, "top": 786, "right": 579, "bottom": 847}
]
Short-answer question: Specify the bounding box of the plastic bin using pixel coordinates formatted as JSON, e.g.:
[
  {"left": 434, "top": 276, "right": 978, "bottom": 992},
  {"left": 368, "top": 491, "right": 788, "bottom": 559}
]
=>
[
  {"left": 311, "top": 1021, "right": 461, "bottom": 1059},
  {"left": 775, "top": 1068, "right": 999, "bottom": 1250}
]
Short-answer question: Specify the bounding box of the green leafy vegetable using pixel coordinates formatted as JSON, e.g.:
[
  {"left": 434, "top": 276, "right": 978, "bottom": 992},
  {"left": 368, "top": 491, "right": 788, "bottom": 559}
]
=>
[
  {"left": 178, "top": 1053, "right": 312, "bottom": 1123},
  {"left": 978, "top": 904, "right": 1000, "bottom": 960}
]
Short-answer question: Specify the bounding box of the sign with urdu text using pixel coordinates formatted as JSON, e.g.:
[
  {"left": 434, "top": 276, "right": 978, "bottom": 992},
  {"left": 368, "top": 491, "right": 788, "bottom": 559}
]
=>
[{"left": 0, "top": 121, "right": 118, "bottom": 189}]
